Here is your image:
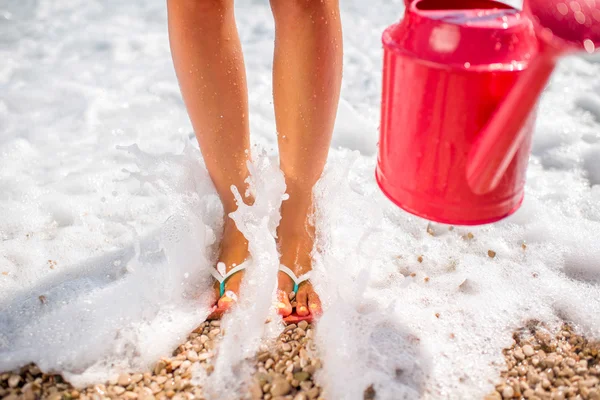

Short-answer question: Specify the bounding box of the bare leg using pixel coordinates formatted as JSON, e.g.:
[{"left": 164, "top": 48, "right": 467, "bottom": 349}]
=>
[
  {"left": 167, "top": 0, "right": 251, "bottom": 318},
  {"left": 269, "top": 0, "right": 343, "bottom": 319}
]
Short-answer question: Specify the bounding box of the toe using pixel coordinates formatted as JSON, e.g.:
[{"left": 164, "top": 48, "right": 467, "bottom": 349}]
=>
[
  {"left": 277, "top": 290, "right": 293, "bottom": 317},
  {"left": 296, "top": 286, "right": 309, "bottom": 317},
  {"left": 217, "top": 290, "right": 238, "bottom": 310},
  {"left": 308, "top": 291, "right": 322, "bottom": 317}
]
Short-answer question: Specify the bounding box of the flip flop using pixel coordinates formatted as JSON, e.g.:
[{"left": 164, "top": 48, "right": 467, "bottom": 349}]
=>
[
  {"left": 278, "top": 264, "right": 315, "bottom": 324},
  {"left": 208, "top": 261, "right": 247, "bottom": 319}
]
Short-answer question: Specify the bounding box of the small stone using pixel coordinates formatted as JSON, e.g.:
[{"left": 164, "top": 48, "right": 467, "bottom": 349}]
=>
[
  {"left": 298, "top": 320, "right": 309, "bottom": 330},
  {"left": 155, "top": 376, "right": 168, "bottom": 385},
  {"left": 551, "top": 391, "right": 564, "bottom": 400},
  {"left": 484, "top": 392, "right": 502, "bottom": 400},
  {"left": 199, "top": 335, "right": 209, "bottom": 344},
  {"left": 208, "top": 328, "right": 220, "bottom": 338},
  {"left": 282, "top": 343, "right": 292, "bottom": 352},
  {"left": 270, "top": 378, "right": 292, "bottom": 397},
  {"left": 113, "top": 386, "right": 126, "bottom": 395},
  {"left": 502, "top": 386, "right": 514, "bottom": 399},
  {"left": 118, "top": 373, "right": 132, "bottom": 387},
  {"left": 583, "top": 377, "right": 600, "bottom": 387},
  {"left": 364, "top": 385, "right": 376, "bottom": 400},
  {"left": 249, "top": 380, "right": 262, "bottom": 400},
  {"left": 293, "top": 372, "right": 310, "bottom": 382},
  {"left": 514, "top": 348, "right": 525, "bottom": 361},
  {"left": 149, "top": 382, "right": 161, "bottom": 394},
  {"left": 523, "top": 389, "right": 535, "bottom": 399},
  {"left": 522, "top": 345, "right": 535, "bottom": 357},
  {"left": 131, "top": 373, "right": 143, "bottom": 384},
  {"left": 544, "top": 354, "right": 557, "bottom": 368},
  {"left": 198, "top": 352, "right": 214, "bottom": 361},
  {"left": 8, "top": 375, "right": 21, "bottom": 388},
  {"left": 542, "top": 379, "right": 551, "bottom": 389},
  {"left": 186, "top": 350, "right": 199, "bottom": 362},
  {"left": 307, "top": 387, "right": 320, "bottom": 400},
  {"left": 293, "top": 393, "right": 308, "bottom": 400},
  {"left": 488, "top": 250, "right": 496, "bottom": 258},
  {"left": 265, "top": 359, "right": 275, "bottom": 370},
  {"left": 154, "top": 360, "right": 167, "bottom": 375},
  {"left": 169, "top": 360, "right": 182, "bottom": 370}
]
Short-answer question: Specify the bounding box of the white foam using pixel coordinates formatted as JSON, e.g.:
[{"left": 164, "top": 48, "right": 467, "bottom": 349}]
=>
[{"left": 1, "top": 0, "right": 600, "bottom": 399}]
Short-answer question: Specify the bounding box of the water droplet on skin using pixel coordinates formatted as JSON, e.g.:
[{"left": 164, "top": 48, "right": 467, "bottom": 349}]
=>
[{"left": 584, "top": 39, "right": 596, "bottom": 53}]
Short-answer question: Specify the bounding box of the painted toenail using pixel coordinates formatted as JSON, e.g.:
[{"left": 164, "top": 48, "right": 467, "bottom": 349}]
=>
[
  {"left": 299, "top": 306, "right": 307, "bottom": 312},
  {"left": 310, "top": 303, "right": 318, "bottom": 309},
  {"left": 278, "top": 302, "right": 287, "bottom": 309}
]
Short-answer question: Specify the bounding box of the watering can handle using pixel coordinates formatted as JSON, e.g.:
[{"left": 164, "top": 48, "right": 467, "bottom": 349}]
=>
[
  {"left": 466, "top": 53, "right": 557, "bottom": 195},
  {"left": 467, "top": 0, "right": 600, "bottom": 195}
]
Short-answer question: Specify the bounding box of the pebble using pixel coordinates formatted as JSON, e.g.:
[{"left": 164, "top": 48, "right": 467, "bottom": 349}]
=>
[
  {"left": 249, "top": 380, "right": 262, "bottom": 400},
  {"left": 198, "top": 352, "right": 213, "bottom": 361},
  {"left": 270, "top": 378, "right": 292, "bottom": 397},
  {"left": 155, "top": 376, "right": 168, "bottom": 385},
  {"left": 514, "top": 348, "right": 525, "bottom": 361},
  {"left": 294, "top": 372, "right": 311, "bottom": 382},
  {"left": 118, "top": 373, "right": 132, "bottom": 387},
  {"left": 523, "top": 345, "right": 535, "bottom": 357},
  {"left": 186, "top": 350, "right": 199, "bottom": 362},
  {"left": 131, "top": 373, "right": 143, "bottom": 384},
  {"left": 502, "top": 385, "right": 514, "bottom": 398},
  {"left": 265, "top": 359, "right": 275, "bottom": 370},
  {"left": 8, "top": 375, "right": 20, "bottom": 388},
  {"left": 298, "top": 321, "right": 309, "bottom": 330},
  {"left": 490, "top": 323, "right": 600, "bottom": 399},
  {"left": 113, "top": 386, "right": 126, "bottom": 395}
]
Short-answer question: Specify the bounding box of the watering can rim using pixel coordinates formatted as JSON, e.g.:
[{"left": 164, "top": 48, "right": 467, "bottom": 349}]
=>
[{"left": 383, "top": 1, "right": 539, "bottom": 73}]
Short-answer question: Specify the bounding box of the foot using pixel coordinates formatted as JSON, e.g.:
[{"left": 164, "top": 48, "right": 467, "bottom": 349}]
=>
[
  {"left": 208, "top": 217, "right": 249, "bottom": 320},
  {"left": 276, "top": 204, "right": 322, "bottom": 321}
]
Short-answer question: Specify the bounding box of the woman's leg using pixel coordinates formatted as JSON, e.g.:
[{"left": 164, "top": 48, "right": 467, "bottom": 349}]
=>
[
  {"left": 269, "top": 0, "right": 343, "bottom": 318},
  {"left": 167, "top": 0, "right": 251, "bottom": 317}
]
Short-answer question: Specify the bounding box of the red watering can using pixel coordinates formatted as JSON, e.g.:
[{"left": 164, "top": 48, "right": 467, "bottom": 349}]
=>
[{"left": 376, "top": 0, "right": 600, "bottom": 225}]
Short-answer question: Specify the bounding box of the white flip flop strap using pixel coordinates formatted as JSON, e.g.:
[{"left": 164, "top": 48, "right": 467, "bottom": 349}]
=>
[
  {"left": 279, "top": 265, "right": 311, "bottom": 291},
  {"left": 211, "top": 262, "right": 247, "bottom": 297}
]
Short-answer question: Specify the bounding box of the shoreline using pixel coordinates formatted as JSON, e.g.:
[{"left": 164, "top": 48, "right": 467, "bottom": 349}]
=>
[{"left": 1, "top": 322, "right": 598, "bottom": 399}]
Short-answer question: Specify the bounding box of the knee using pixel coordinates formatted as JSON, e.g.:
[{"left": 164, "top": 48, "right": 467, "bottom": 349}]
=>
[{"left": 270, "top": 0, "right": 338, "bottom": 19}]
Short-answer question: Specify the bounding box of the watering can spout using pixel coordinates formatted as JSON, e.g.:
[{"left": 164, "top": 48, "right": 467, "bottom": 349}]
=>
[
  {"left": 466, "top": 0, "right": 600, "bottom": 195},
  {"left": 466, "top": 49, "right": 557, "bottom": 195}
]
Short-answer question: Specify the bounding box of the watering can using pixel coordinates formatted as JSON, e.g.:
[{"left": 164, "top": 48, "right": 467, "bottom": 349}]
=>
[{"left": 376, "top": 0, "right": 600, "bottom": 225}]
